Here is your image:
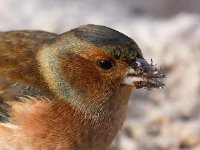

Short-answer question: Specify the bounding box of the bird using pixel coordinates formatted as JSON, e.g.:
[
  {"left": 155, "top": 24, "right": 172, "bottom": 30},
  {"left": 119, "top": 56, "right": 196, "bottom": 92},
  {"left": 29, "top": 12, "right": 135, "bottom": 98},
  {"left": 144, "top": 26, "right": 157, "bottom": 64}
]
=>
[{"left": 0, "top": 24, "right": 165, "bottom": 150}]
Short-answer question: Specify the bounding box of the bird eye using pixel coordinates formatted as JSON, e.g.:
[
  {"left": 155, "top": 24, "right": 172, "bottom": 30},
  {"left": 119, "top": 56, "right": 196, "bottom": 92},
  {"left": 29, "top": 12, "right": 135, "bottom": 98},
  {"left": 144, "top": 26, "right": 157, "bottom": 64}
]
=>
[{"left": 97, "top": 60, "right": 113, "bottom": 70}]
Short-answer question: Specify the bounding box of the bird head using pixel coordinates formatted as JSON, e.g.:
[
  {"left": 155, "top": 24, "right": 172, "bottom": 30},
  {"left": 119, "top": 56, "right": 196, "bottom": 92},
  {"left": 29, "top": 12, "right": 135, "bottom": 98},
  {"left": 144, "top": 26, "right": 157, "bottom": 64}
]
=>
[{"left": 37, "top": 24, "right": 165, "bottom": 114}]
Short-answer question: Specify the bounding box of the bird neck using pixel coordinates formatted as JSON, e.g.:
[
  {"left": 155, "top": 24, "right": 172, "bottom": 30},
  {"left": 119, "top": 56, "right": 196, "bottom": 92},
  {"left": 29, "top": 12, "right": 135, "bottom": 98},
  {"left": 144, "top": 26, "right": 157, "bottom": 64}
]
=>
[
  {"left": 44, "top": 85, "right": 132, "bottom": 149},
  {"left": 9, "top": 85, "right": 131, "bottom": 149}
]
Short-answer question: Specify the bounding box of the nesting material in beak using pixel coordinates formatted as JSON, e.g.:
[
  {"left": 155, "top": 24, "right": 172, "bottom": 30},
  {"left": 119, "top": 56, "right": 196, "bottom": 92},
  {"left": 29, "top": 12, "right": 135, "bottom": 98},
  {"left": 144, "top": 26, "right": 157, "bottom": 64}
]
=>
[{"left": 123, "top": 58, "right": 165, "bottom": 90}]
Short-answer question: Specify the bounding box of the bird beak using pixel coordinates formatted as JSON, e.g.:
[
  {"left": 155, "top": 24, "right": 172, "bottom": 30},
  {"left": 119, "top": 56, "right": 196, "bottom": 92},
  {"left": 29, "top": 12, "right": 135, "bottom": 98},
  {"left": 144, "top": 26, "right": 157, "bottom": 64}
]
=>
[{"left": 122, "top": 58, "right": 165, "bottom": 89}]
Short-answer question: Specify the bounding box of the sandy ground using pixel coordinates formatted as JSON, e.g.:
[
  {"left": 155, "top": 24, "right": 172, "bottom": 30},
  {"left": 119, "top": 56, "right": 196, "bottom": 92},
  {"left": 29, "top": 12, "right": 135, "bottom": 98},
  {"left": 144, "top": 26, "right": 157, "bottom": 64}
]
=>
[{"left": 0, "top": 0, "right": 200, "bottom": 149}]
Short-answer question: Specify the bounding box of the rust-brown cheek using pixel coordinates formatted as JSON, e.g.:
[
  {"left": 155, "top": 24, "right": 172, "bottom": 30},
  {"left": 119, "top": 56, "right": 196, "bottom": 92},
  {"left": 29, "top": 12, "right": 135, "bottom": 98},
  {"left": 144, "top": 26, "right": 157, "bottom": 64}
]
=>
[{"left": 58, "top": 54, "right": 114, "bottom": 105}]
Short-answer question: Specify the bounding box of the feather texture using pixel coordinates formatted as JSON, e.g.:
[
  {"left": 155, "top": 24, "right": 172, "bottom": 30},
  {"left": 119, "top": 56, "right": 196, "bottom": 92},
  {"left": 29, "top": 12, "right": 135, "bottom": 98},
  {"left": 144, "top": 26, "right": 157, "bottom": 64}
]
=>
[{"left": 0, "top": 25, "right": 164, "bottom": 149}]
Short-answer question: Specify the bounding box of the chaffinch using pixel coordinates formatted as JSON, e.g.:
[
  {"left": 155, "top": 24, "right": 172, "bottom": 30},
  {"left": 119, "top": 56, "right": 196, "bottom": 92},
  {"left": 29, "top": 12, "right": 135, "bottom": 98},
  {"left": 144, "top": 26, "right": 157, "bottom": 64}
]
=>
[{"left": 0, "top": 24, "right": 165, "bottom": 150}]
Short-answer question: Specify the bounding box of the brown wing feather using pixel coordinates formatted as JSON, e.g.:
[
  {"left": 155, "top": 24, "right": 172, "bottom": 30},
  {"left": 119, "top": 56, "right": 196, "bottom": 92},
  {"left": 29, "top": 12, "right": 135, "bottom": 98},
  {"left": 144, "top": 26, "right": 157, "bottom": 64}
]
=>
[
  {"left": 0, "top": 30, "right": 56, "bottom": 81},
  {"left": 0, "top": 30, "right": 57, "bottom": 123},
  {"left": 0, "top": 31, "right": 56, "bottom": 106}
]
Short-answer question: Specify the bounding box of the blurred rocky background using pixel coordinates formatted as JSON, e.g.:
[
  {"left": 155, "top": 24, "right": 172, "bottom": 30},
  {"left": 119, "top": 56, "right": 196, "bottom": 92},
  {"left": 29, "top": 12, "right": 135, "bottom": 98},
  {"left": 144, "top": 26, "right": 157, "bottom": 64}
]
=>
[{"left": 0, "top": 0, "right": 200, "bottom": 149}]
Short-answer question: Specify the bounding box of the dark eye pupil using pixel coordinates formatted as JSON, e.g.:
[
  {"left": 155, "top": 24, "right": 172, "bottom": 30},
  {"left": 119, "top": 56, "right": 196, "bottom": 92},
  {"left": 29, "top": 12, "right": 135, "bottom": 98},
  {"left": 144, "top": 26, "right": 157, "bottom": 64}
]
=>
[{"left": 98, "top": 60, "right": 113, "bottom": 70}]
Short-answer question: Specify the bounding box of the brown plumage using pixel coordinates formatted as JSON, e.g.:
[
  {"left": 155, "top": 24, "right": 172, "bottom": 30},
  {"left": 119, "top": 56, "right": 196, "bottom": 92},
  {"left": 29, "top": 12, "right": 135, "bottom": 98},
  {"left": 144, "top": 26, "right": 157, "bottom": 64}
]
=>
[{"left": 0, "top": 24, "right": 165, "bottom": 150}]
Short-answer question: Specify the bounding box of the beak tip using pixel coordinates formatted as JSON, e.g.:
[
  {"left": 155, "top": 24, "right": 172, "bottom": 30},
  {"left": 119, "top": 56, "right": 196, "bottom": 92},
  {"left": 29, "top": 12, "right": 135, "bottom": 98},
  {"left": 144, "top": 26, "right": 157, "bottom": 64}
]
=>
[{"left": 126, "top": 58, "right": 166, "bottom": 89}]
